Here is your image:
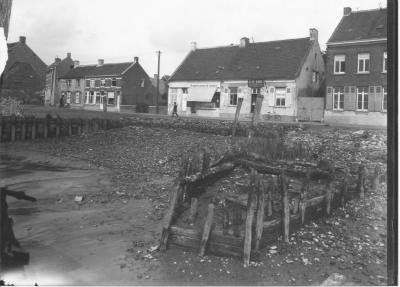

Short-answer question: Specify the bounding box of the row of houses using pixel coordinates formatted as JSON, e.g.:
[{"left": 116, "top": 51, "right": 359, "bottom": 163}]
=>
[
  {"left": 167, "top": 7, "right": 387, "bottom": 126},
  {"left": 0, "top": 6, "right": 387, "bottom": 126}
]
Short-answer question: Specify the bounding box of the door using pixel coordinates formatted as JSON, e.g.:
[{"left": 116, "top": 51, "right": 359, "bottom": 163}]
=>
[
  {"left": 251, "top": 88, "right": 260, "bottom": 113},
  {"left": 99, "top": 91, "right": 105, "bottom": 110}
]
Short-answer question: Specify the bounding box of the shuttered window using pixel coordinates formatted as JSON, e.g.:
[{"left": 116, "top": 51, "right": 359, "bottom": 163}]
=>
[
  {"left": 85, "top": 79, "right": 90, "bottom": 88},
  {"left": 358, "top": 53, "right": 370, "bottom": 73},
  {"left": 275, "top": 88, "right": 286, "bottom": 107},
  {"left": 334, "top": 55, "right": 345, "bottom": 74},
  {"left": 75, "top": 92, "right": 80, "bottom": 104},
  {"left": 333, "top": 87, "right": 344, "bottom": 110},
  {"left": 356, "top": 87, "right": 368, "bottom": 111},
  {"left": 229, "top": 87, "right": 238, "bottom": 105}
]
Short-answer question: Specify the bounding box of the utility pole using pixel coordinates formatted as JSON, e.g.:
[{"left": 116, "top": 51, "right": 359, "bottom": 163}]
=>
[{"left": 156, "top": 51, "right": 161, "bottom": 114}]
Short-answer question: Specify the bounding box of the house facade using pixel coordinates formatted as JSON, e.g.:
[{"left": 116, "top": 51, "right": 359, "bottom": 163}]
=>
[
  {"left": 44, "top": 52, "right": 75, "bottom": 106},
  {"left": 0, "top": 36, "right": 47, "bottom": 104},
  {"left": 59, "top": 57, "right": 156, "bottom": 112},
  {"left": 168, "top": 29, "right": 325, "bottom": 122},
  {"left": 324, "top": 7, "right": 387, "bottom": 126}
]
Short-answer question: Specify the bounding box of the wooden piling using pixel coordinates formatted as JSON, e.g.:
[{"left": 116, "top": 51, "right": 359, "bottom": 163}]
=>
[
  {"left": 199, "top": 203, "right": 215, "bottom": 256},
  {"left": 189, "top": 197, "right": 199, "bottom": 224},
  {"left": 232, "top": 97, "right": 243, "bottom": 137},
  {"left": 254, "top": 177, "right": 265, "bottom": 251},
  {"left": 372, "top": 165, "right": 381, "bottom": 190},
  {"left": 266, "top": 178, "right": 273, "bottom": 217},
  {"left": 243, "top": 170, "right": 257, "bottom": 266},
  {"left": 357, "top": 165, "right": 365, "bottom": 199},
  {"left": 10, "top": 118, "right": 16, "bottom": 142},
  {"left": 326, "top": 181, "right": 332, "bottom": 215},
  {"left": 21, "top": 118, "right": 26, "bottom": 141},
  {"left": 31, "top": 118, "right": 36, "bottom": 140},
  {"left": 280, "top": 173, "right": 289, "bottom": 243},
  {"left": 341, "top": 169, "right": 348, "bottom": 207},
  {"left": 68, "top": 119, "right": 72, "bottom": 136},
  {"left": 43, "top": 118, "right": 48, "bottom": 138},
  {"left": 56, "top": 118, "right": 61, "bottom": 137}
]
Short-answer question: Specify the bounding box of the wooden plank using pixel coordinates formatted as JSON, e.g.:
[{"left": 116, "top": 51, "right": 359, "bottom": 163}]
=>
[
  {"left": 183, "top": 162, "right": 235, "bottom": 184},
  {"left": 189, "top": 197, "right": 198, "bottom": 224},
  {"left": 372, "top": 165, "right": 380, "bottom": 191},
  {"left": 281, "top": 174, "right": 289, "bottom": 243},
  {"left": 68, "top": 120, "right": 72, "bottom": 136},
  {"left": 199, "top": 203, "right": 215, "bottom": 256},
  {"left": 243, "top": 170, "right": 257, "bottom": 267},
  {"left": 31, "top": 119, "right": 36, "bottom": 140},
  {"left": 43, "top": 118, "right": 48, "bottom": 138},
  {"left": 56, "top": 118, "right": 61, "bottom": 137},
  {"left": 254, "top": 176, "right": 265, "bottom": 250},
  {"left": 266, "top": 178, "right": 273, "bottom": 217},
  {"left": 159, "top": 184, "right": 183, "bottom": 251},
  {"left": 357, "top": 165, "right": 365, "bottom": 199},
  {"left": 232, "top": 97, "right": 243, "bottom": 137},
  {"left": 10, "top": 119, "right": 15, "bottom": 142},
  {"left": 326, "top": 182, "right": 332, "bottom": 215},
  {"left": 21, "top": 118, "right": 26, "bottom": 140}
]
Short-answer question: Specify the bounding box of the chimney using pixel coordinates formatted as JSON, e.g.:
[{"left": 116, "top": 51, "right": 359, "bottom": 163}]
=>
[
  {"left": 98, "top": 59, "right": 104, "bottom": 66},
  {"left": 55, "top": 57, "right": 61, "bottom": 64},
  {"left": 343, "top": 7, "right": 352, "bottom": 16},
  {"left": 19, "top": 36, "right": 26, "bottom": 44},
  {"left": 239, "top": 37, "right": 249, "bottom": 48},
  {"left": 309, "top": 28, "right": 318, "bottom": 41},
  {"left": 67, "top": 52, "right": 71, "bottom": 58},
  {"left": 190, "top": 42, "right": 197, "bottom": 51},
  {"left": 134, "top": 57, "right": 139, "bottom": 63},
  {"left": 73, "top": 60, "right": 80, "bottom": 68}
]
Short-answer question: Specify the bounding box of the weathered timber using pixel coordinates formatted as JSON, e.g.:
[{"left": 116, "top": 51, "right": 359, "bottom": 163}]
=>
[
  {"left": 10, "top": 120, "right": 15, "bottom": 142},
  {"left": 280, "top": 174, "right": 290, "bottom": 243},
  {"left": 56, "top": 118, "right": 61, "bottom": 137},
  {"left": 0, "top": 118, "right": 3, "bottom": 142},
  {"left": 0, "top": 187, "right": 3, "bottom": 268},
  {"left": 246, "top": 152, "right": 318, "bottom": 169},
  {"left": 357, "top": 165, "right": 366, "bottom": 199},
  {"left": 267, "top": 178, "right": 273, "bottom": 217},
  {"left": 199, "top": 203, "right": 215, "bottom": 256},
  {"left": 182, "top": 162, "right": 235, "bottom": 184},
  {"left": 189, "top": 197, "right": 199, "bottom": 224},
  {"left": 159, "top": 184, "right": 184, "bottom": 251},
  {"left": 31, "top": 119, "right": 36, "bottom": 140},
  {"left": 372, "top": 165, "right": 381, "bottom": 190},
  {"left": 222, "top": 205, "right": 229, "bottom": 235},
  {"left": 326, "top": 182, "right": 333, "bottom": 215},
  {"left": 341, "top": 169, "right": 349, "bottom": 207},
  {"left": 68, "top": 120, "right": 72, "bottom": 136},
  {"left": 291, "top": 197, "right": 299, "bottom": 214},
  {"left": 77, "top": 119, "right": 82, "bottom": 135},
  {"left": 21, "top": 118, "right": 26, "bottom": 140},
  {"left": 254, "top": 177, "right": 265, "bottom": 250},
  {"left": 202, "top": 150, "right": 210, "bottom": 171},
  {"left": 243, "top": 170, "right": 257, "bottom": 266},
  {"left": 232, "top": 97, "right": 243, "bottom": 137},
  {"left": 232, "top": 202, "right": 242, "bottom": 237}
]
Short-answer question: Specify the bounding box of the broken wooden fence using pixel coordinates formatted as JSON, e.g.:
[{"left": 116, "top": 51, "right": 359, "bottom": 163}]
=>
[{"left": 159, "top": 151, "right": 375, "bottom": 266}]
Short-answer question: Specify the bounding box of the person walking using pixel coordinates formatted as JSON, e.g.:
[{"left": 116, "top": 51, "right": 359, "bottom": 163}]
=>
[{"left": 172, "top": 102, "right": 179, "bottom": 117}]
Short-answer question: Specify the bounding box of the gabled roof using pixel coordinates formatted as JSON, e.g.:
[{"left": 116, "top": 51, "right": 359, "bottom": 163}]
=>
[
  {"left": 170, "top": 37, "right": 313, "bottom": 82},
  {"left": 328, "top": 8, "right": 387, "bottom": 43},
  {"left": 48, "top": 56, "right": 75, "bottom": 77},
  {"left": 60, "top": 62, "right": 134, "bottom": 79}
]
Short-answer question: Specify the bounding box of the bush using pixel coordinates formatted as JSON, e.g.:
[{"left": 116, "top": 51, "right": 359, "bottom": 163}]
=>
[{"left": 136, "top": 103, "right": 149, "bottom": 113}]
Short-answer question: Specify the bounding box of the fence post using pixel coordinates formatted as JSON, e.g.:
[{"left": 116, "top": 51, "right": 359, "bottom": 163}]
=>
[
  {"left": 77, "top": 119, "right": 82, "bottom": 135},
  {"left": 254, "top": 176, "right": 265, "bottom": 251},
  {"left": 243, "top": 169, "right": 257, "bottom": 267},
  {"left": 326, "top": 181, "right": 332, "bottom": 216},
  {"left": 56, "top": 117, "right": 61, "bottom": 137},
  {"left": 341, "top": 169, "right": 349, "bottom": 207},
  {"left": 357, "top": 165, "right": 366, "bottom": 199},
  {"left": 31, "top": 118, "right": 36, "bottom": 140},
  {"left": 68, "top": 119, "right": 72, "bottom": 136},
  {"left": 10, "top": 116, "right": 16, "bottom": 142},
  {"left": 232, "top": 97, "right": 243, "bottom": 137},
  {"left": 199, "top": 203, "right": 215, "bottom": 257},
  {"left": 372, "top": 165, "right": 381, "bottom": 191},
  {"left": 0, "top": 118, "right": 3, "bottom": 143},
  {"left": 21, "top": 118, "right": 26, "bottom": 140},
  {"left": 281, "top": 173, "right": 289, "bottom": 243},
  {"left": 266, "top": 178, "right": 273, "bottom": 217},
  {"left": 43, "top": 118, "right": 48, "bottom": 139}
]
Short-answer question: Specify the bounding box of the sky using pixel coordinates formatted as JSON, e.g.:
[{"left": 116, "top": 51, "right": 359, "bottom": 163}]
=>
[{"left": 7, "top": 0, "right": 386, "bottom": 77}]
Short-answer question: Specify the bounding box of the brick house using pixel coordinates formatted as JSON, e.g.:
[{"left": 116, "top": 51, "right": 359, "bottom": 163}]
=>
[
  {"left": 44, "top": 52, "right": 75, "bottom": 106},
  {"left": 168, "top": 29, "right": 325, "bottom": 121},
  {"left": 324, "top": 7, "right": 387, "bottom": 126},
  {"left": 59, "top": 57, "right": 156, "bottom": 112},
  {"left": 0, "top": 36, "right": 47, "bottom": 104}
]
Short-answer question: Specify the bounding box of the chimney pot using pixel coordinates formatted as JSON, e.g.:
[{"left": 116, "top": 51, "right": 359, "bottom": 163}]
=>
[
  {"left": 19, "top": 36, "right": 26, "bottom": 44},
  {"left": 98, "top": 59, "right": 104, "bottom": 66},
  {"left": 134, "top": 57, "right": 139, "bottom": 63},
  {"left": 239, "top": 37, "right": 249, "bottom": 48},
  {"left": 190, "top": 42, "right": 197, "bottom": 51},
  {"left": 343, "top": 7, "right": 352, "bottom": 16},
  {"left": 309, "top": 28, "right": 318, "bottom": 41}
]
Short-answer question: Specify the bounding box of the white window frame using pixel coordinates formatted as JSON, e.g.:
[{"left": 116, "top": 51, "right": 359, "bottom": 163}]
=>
[
  {"left": 67, "top": 80, "right": 71, "bottom": 88},
  {"left": 111, "top": 78, "right": 117, "bottom": 87},
  {"left": 66, "top": 91, "right": 71, "bottom": 104},
  {"left": 100, "top": 79, "right": 106, "bottom": 87},
  {"left": 356, "top": 87, "right": 369, "bottom": 111},
  {"left": 75, "top": 92, "right": 80, "bottom": 104},
  {"left": 357, "top": 53, "right": 370, "bottom": 74},
  {"left": 334, "top": 55, "right": 346, "bottom": 74},
  {"left": 229, "top": 87, "right": 238, "bottom": 106},
  {"left": 382, "top": 86, "right": 387, "bottom": 112},
  {"left": 90, "top": 79, "right": 95, "bottom": 88},
  {"left": 275, "top": 88, "right": 286, "bottom": 107},
  {"left": 89, "top": 91, "right": 95, "bottom": 104},
  {"left": 383, "top": 52, "right": 387, "bottom": 73},
  {"left": 76, "top": 79, "right": 80, "bottom": 88},
  {"left": 332, "top": 87, "right": 344, "bottom": 111}
]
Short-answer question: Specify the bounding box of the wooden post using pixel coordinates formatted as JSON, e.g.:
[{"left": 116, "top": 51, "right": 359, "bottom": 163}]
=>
[
  {"left": 326, "top": 181, "right": 332, "bottom": 216},
  {"left": 84, "top": 119, "right": 89, "bottom": 133},
  {"left": 202, "top": 150, "right": 210, "bottom": 171},
  {"left": 0, "top": 188, "right": 4, "bottom": 269},
  {"left": 43, "top": 118, "right": 48, "bottom": 138},
  {"left": 341, "top": 169, "right": 348, "bottom": 207},
  {"left": 77, "top": 119, "right": 82, "bottom": 135},
  {"left": 31, "top": 118, "right": 36, "bottom": 140},
  {"left": 21, "top": 118, "right": 26, "bottom": 141},
  {"left": 0, "top": 118, "right": 3, "bottom": 143},
  {"left": 372, "top": 165, "right": 380, "bottom": 190},
  {"left": 222, "top": 205, "right": 230, "bottom": 235},
  {"left": 357, "top": 165, "right": 365, "bottom": 199},
  {"left": 93, "top": 119, "right": 98, "bottom": 131},
  {"left": 10, "top": 117, "right": 16, "bottom": 142},
  {"left": 232, "top": 202, "right": 242, "bottom": 237},
  {"left": 68, "top": 119, "right": 72, "bottom": 136},
  {"left": 56, "top": 118, "right": 61, "bottom": 137},
  {"left": 281, "top": 173, "right": 289, "bottom": 243},
  {"left": 199, "top": 203, "right": 215, "bottom": 256},
  {"left": 232, "top": 97, "right": 243, "bottom": 137},
  {"left": 189, "top": 197, "right": 199, "bottom": 224},
  {"left": 267, "top": 179, "right": 273, "bottom": 217},
  {"left": 159, "top": 184, "right": 184, "bottom": 251},
  {"left": 243, "top": 169, "right": 257, "bottom": 267},
  {"left": 254, "top": 176, "right": 265, "bottom": 251}
]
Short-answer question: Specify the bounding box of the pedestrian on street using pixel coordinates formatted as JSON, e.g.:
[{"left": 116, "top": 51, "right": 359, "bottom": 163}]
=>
[
  {"left": 172, "top": 102, "right": 179, "bottom": 117},
  {"left": 59, "top": 95, "right": 64, "bottom": 108}
]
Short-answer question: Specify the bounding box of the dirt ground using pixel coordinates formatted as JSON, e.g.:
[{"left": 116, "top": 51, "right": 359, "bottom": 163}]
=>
[{"left": 0, "top": 124, "right": 388, "bottom": 285}]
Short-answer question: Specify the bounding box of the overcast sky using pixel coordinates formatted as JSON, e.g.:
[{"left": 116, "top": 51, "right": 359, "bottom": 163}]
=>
[{"left": 7, "top": 0, "right": 385, "bottom": 77}]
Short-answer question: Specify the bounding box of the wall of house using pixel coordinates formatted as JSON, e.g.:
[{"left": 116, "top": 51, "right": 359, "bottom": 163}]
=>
[
  {"left": 59, "top": 78, "right": 85, "bottom": 108},
  {"left": 121, "top": 64, "right": 153, "bottom": 107},
  {"left": 324, "top": 110, "right": 386, "bottom": 126},
  {"left": 82, "top": 77, "right": 122, "bottom": 111}
]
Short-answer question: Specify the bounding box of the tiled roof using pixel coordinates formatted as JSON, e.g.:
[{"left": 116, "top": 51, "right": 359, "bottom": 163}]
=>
[
  {"left": 328, "top": 8, "right": 387, "bottom": 43},
  {"left": 60, "top": 62, "right": 134, "bottom": 79},
  {"left": 48, "top": 57, "right": 75, "bottom": 77},
  {"left": 170, "top": 37, "right": 312, "bottom": 82}
]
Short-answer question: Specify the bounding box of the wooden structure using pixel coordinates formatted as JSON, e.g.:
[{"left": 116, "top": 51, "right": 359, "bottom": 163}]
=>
[{"left": 159, "top": 150, "right": 371, "bottom": 266}]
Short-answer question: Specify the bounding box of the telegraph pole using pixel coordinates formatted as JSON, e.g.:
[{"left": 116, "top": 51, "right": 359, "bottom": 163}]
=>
[{"left": 156, "top": 51, "right": 161, "bottom": 114}]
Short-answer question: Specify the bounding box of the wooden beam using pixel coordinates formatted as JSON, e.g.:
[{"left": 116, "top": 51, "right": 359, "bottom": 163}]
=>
[
  {"left": 189, "top": 197, "right": 198, "bottom": 224},
  {"left": 243, "top": 170, "right": 257, "bottom": 267},
  {"left": 326, "top": 182, "right": 332, "bottom": 216},
  {"left": 199, "top": 203, "right": 215, "bottom": 256},
  {"left": 357, "top": 165, "right": 366, "bottom": 199},
  {"left": 254, "top": 176, "right": 265, "bottom": 250},
  {"left": 280, "top": 173, "right": 290, "bottom": 243},
  {"left": 232, "top": 97, "right": 243, "bottom": 137},
  {"left": 182, "top": 162, "right": 235, "bottom": 184}
]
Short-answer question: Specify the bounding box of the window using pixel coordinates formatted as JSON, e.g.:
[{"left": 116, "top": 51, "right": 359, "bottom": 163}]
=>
[
  {"left": 275, "top": 88, "right": 286, "bottom": 107},
  {"left": 333, "top": 87, "right": 344, "bottom": 110},
  {"left": 67, "top": 80, "right": 71, "bottom": 88},
  {"left": 84, "top": 92, "right": 89, "bottom": 104},
  {"left": 312, "top": 71, "right": 319, "bottom": 83},
  {"left": 229, "top": 87, "right": 238, "bottom": 105},
  {"left": 75, "top": 92, "right": 80, "bottom": 104},
  {"left": 170, "top": 88, "right": 178, "bottom": 103},
  {"left": 95, "top": 92, "right": 101, "bottom": 104},
  {"left": 76, "top": 79, "right": 80, "bottom": 88},
  {"left": 90, "top": 79, "right": 95, "bottom": 87},
  {"left": 358, "top": 53, "right": 370, "bottom": 73},
  {"left": 382, "top": 87, "right": 387, "bottom": 111},
  {"left": 141, "top": 79, "right": 145, "bottom": 88},
  {"left": 108, "top": 92, "right": 115, "bottom": 105},
  {"left": 112, "top": 78, "right": 117, "bottom": 87},
  {"left": 383, "top": 52, "right": 387, "bottom": 73},
  {"left": 89, "top": 91, "right": 95, "bottom": 104},
  {"left": 334, "top": 55, "right": 346, "bottom": 74},
  {"left": 66, "top": 92, "right": 71, "bottom": 104},
  {"left": 86, "top": 79, "right": 90, "bottom": 88},
  {"left": 251, "top": 88, "right": 260, "bottom": 113},
  {"left": 182, "top": 88, "right": 188, "bottom": 94},
  {"left": 101, "top": 79, "right": 106, "bottom": 87},
  {"left": 356, "top": 87, "right": 368, "bottom": 111}
]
